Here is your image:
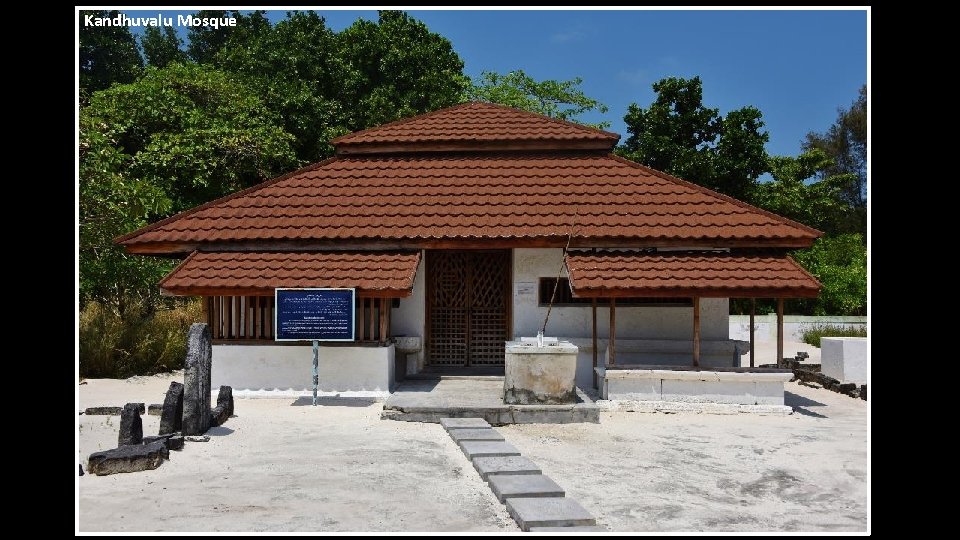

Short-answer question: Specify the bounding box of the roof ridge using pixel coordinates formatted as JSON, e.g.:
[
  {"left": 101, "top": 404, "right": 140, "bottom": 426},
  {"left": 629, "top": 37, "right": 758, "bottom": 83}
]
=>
[
  {"left": 114, "top": 157, "right": 339, "bottom": 245},
  {"left": 467, "top": 101, "right": 619, "bottom": 140},
  {"left": 786, "top": 254, "right": 823, "bottom": 287},
  {"left": 606, "top": 153, "right": 823, "bottom": 238},
  {"left": 331, "top": 102, "right": 478, "bottom": 145}
]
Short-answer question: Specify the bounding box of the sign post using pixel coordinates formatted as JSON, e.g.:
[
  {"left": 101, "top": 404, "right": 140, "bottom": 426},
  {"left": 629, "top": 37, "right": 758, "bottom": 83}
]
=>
[{"left": 275, "top": 288, "right": 356, "bottom": 406}]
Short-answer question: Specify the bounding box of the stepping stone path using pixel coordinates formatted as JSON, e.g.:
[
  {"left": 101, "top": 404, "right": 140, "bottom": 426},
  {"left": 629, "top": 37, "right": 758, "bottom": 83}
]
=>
[{"left": 440, "top": 417, "right": 604, "bottom": 532}]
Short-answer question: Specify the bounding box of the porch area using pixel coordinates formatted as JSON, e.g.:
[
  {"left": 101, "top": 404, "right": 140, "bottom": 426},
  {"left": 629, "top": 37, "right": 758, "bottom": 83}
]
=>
[{"left": 381, "top": 377, "right": 601, "bottom": 425}]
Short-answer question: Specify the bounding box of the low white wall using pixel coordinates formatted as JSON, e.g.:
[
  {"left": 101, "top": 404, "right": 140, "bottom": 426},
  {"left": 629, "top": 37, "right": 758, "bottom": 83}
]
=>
[
  {"left": 821, "top": 337, "right": 868, "bottom": 384},
  {"left": 392, "top": 251, "right": 426, "bottom": 371},
  {"left": 598, "top": 367, "right": 792, "bottom": 406},
  {"left": 729, "top": 315, "right": 867, "bottom": 342},
  {"left": 212, "top": 344, "right": 395, "bottom": 397}
]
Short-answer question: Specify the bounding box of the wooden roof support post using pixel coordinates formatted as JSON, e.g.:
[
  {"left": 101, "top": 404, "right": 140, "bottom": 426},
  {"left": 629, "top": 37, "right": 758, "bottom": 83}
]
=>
[
  {"left": 592, "top": 298, "right": 598, "bottom": 388},
  {"left": 776, "top": 298, "right": 784, "bottom": 367},
  {"left": 379, "top": 298, "right": 389, "bottom": 345},
  {"left": 749, "top": 298, "right": 755, "bottom": 368},
  {"left": 692, "top": 296, "right": 701, "bottom": 367},
  {"left": 609, "top": 298, "right": 617, "bottom": 366}
]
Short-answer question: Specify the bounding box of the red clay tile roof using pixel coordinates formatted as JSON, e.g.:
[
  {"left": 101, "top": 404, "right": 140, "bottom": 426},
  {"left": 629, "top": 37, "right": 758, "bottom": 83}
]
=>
[
  {"left": 159, "top": 251, "right": 421, "bottom": 297},
  {"left": 332, "top": 102, "right": 620, "bottom": 153},
  {"left": 564, "top": 251, "right": 821, "bottom": 298},
  {"left": 117, "top": 153, "right": 820, "bottom": 253}
]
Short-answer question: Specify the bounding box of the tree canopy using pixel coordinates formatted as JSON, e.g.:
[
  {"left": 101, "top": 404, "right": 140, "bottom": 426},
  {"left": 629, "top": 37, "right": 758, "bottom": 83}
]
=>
[
  {"left": 79, "top": 10, "right": 143, "bottom": 96},
  {"left": 467, "top": 69, "right": 610, "bottom": 128}
]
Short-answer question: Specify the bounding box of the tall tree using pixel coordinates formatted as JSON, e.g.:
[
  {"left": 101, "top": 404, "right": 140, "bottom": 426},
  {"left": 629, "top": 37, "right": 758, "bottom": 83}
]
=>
[
  {"left": 187, "top": 10, "right": 271, "bottom": 64},
  {"left": 467, "top": 70, "right": 610, "bottom": 128},
  {"left": 140, "top": 26, "right": 188, "bottom": 68},
  {"left": 81, "top": 63, "right": 298, "bottom": 311},
  {"left": 618, "top": 76, "right": 768, "bottom": 201},
  {"left": 79, "top": 10, "right": 143, "bottom": 95},
  {"left": 753, "top": 149, "right": 849, "bottom": 233},
  {"left": 803, "top": 85, "right": 866, "bottom": 209},
  {"left": 337, "top": 11, "right": 469, "bottom": 130}
]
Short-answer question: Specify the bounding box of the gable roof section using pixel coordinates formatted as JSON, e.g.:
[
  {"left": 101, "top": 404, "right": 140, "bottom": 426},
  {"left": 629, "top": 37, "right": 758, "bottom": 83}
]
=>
[
  {"left": 333, "top": 102, "right": 620, "bottom": 154},
  {"left": 117, "top": 152, "right": 821, "bottom": 253},
  {"left": 565, "top": 251, "right": 822, "bottom": 298},
  {"left": 159, "top": 251, "right": 421, "bottom": 297}
]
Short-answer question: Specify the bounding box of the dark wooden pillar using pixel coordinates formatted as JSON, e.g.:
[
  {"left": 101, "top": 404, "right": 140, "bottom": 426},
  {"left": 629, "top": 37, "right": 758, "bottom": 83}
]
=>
[
  {"left": 749, "top": 298, "right": 755, "bottom": 368},
  {"left": 692, "top": 297, "right": 701, "bottom": 367},
  {"left": 609, "top": 298, "right": 617, "bottom": 366},
  {"left": 776, "top": 298, "right": 784, "bottom": 366},
  {"left": 592, "top": 298, "right": 598, "bottom": 388},
  {"left": 379, "top": 298, "right": 389, "bottom": 344}
]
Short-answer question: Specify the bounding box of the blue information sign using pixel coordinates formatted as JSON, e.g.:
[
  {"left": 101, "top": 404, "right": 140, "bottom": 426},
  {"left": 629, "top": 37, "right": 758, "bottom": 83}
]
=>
[{"left": 274, "top": 288, "right": 356, "bottom": 342}]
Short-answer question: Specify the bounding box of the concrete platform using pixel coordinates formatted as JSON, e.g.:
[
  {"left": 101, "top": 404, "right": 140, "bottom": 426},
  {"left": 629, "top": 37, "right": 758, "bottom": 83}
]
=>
[
  {"left": 439, "top": 417, "right": 491, "bottom": 431},
  {"left": 460, "top": 440, "right": 521, "bottom": 459},
  {"left": 505, "top": 497, "right": 596, "bottom": 531},
  {"left": 473, "top": 456, "right": 542, "bottom": 480},
  {"left": 449, "top": 428, "right": 505, "bottom": 442},
  {"left": 488, "top": 474, "right": 565, "bottom": 502},
  {"left": 382, "top": 379, "right": 600, "bottom": 425}
]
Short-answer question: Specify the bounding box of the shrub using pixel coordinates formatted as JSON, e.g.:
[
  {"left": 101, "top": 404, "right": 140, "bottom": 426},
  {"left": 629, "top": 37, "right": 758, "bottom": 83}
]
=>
[
  {"left": 79, "top": 298, "right": 203, "bottom": 378},
  {"left": 800, "top": 323, "right": 867, "bottom": 348}
]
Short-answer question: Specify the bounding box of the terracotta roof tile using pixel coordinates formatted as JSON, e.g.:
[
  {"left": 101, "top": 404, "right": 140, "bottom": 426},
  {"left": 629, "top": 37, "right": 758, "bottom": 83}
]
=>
[
  {"left": 564, "top": 251, "right": 821, "bottom": 298},
  {"left": 118, "top": 153, "right": 819, "bottom": 249},
  {"left": 332, "top": 102, "right": 619, "bottom": 152},
  {"left": 159, "top": 251, "right": 421, "bottom": 297}
]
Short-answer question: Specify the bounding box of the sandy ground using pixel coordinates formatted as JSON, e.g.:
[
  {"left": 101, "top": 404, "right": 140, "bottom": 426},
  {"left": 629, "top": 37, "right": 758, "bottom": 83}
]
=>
[
  {"left": 500, "top": 382, "right": 868, "bottom": 532},
  {"left": 749, "top": 339, "right": 822, "bottom": 366},
  {"left": 78, "top": 347, "right": 866, "bottom": 533},
  {"left": 78, "top": 375, "right": 516, "bottom": 532}
]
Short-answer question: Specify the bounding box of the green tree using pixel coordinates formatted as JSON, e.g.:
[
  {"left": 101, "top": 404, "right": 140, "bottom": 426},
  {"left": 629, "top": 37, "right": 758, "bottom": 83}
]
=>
[
  {"left": 467, "top": 70, "right": 610, "bottom": 128},
  {"left": 187, "top": 10, "right": 271, "bottom": 64},
  {"left": 140, "top": 26, "right": 188, "bottom": 67},
  {"left": 79, "top": 10, "right": 143, "bottom": 95},
  {"left": 753, "top": 149, "right": 851, "bottom": 233},
  {"left": 81, "top": 63, "right": 298, "bottom": 310},
  {"left": 791, "top": 234, "right": 867, "bottom": 315},
  {"left": 337, "top": 11, "right": 469, "bottom": 130},
  {"left": 215, "top": 11, "right": 346, "bottom": 162},
  {"left": 618, "top": 76, "right": 769, "bottom": 201}
]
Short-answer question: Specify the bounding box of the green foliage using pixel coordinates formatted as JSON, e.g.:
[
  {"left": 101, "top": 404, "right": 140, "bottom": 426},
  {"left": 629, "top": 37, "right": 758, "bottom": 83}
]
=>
[
  {"left": 791, "top": 234, "right": 867, "bottom": 316},
  {"left": 337, "top": 11, "right": 469, "bottom": 131},
  {"left": 800, "top": 323, "right": 867, "bottom": 348},
  {"left": 804, "top": 85, "right": 867, "bottom": 210},
  {"left": 140, "top": 26, "right": 188, "bottom": 68},
  {"left": 468, "top": 70, "right": 610, "bottom": 128},
  {"left": 80, "top": 299, "right": 204, "bottom": 378},
  {"left": 79, "top": 10, "right": 143, "bottom": 95},
  {"left": 80, "top": 63, "right": 297, "bottom": 310},
  {"left": 619, "top": 76, "right": 768, "bottom": 201},
  {"left": 753, "top": 149, "right": 852, "bottom": 232}
]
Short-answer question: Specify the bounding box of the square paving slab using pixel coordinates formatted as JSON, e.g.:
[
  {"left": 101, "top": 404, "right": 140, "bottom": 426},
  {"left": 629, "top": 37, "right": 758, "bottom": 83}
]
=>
[
  {"left": 449, "top": 428, "right": 505, "bottom": 442},
  {"left": 472, "top": 456, "right": 542, "bottom": 480},
  {"left": 440, "top": 417, "right": 492, "bottom": 431},
  {"left": 505, "top": 497, "right": 596, "bottom": 531},
  {"left": 488, "top": 474, "right": 565, "bottom": 502},
  {"left": 460, "top": 440, "right": 521, "bottom": 459}
]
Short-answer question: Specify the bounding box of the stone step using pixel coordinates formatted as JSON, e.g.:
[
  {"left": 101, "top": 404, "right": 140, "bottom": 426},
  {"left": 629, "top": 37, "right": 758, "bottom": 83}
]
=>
[
  {"left": 459, "top": 440, "right": 521, "bottom": 459},
  {"left": 528, "top": 526, "right": 607, "bottom": 532},
  {"left": 472, "top": 456, "right": 542, "bottom": 480},
  {"left": 488, "top": 474, "right": 565, "bottom": 502},
  {"left": 449, "top": 428, "right": 505, "bottom": 443},
  {"left": 440, "top": 417, "right": 492, "bottom": 430},
  {"left": 505, "top": 497, "right": 596, "bottom": 531}
]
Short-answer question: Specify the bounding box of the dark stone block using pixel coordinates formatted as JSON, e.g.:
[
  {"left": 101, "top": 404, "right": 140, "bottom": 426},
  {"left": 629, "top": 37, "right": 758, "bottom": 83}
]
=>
[
  {"left": 79, "top": 464, "right": 84, "bottom": 476},
  {"left": 860, "top": 384, "right": 867, "bottom": 400},
  {"left": 159, "top": 381, "right": 184, "bottom": 436},
  {"left": 217, "top": 385, "right": 234, "bottom": 417},
  {"left": 118, "top": 403, "right": 143, "bottom": 446},
  {"left": 182, "top": 324, "right": 212, "bottom": 436},
  {"left": 211, "top": 404, "right": 229, "bottom": 427},
  {"left": 147, "top": 404, "right": 163, "bottom": 416},
  {"left": 167, "top": 435, "right": 184, "bottom": 451},
  {"left": 84, "top": 406, "right": 122, "bottom": 415},
  {"left": 87, "top": 441, "right": 168, "bottom": 476}
]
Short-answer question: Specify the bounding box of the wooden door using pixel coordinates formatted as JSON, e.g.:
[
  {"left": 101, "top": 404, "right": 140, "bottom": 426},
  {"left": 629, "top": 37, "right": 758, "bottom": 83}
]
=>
[{"left": 427, "top": 250, "right": 510, "bottom": 366}]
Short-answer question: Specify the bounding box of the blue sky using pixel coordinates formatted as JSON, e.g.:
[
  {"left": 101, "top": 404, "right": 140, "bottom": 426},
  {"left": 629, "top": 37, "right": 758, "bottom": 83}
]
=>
[{"left": 121, "top": 8, "right": 867, "bottom": 159}]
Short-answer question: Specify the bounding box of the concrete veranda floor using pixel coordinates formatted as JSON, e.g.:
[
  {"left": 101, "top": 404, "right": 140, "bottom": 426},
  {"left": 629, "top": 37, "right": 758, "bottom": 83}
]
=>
[{"left": 78, "top": 372, "right": 867, "bottom": 533}]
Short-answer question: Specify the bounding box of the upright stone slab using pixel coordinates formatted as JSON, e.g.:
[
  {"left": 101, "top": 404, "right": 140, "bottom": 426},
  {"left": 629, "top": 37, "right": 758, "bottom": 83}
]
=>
[
  {"left": 217, "top": 385, "right": 234, "bottom": 416},
  {"left": 117, "top": 403, "right": 143, "bottom": 446},
  {"left": 159, "top": 381, "right": 184, "bottom": 436},
  {"left": 182, "top": 323, "right": 212, "bottom": 436}
]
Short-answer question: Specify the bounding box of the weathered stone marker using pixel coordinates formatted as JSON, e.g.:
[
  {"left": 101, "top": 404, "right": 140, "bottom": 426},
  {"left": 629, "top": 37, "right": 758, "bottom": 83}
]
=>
[
  {"left": 159, "top": 381, "right": 184, "bottom": 435},
  {"left": 211, "top": 385, "right": 234, "bottom": 427},
  {"left": 88, "top": 440, "right": 169, "bottom": 476},
  {"left": 118, "top": 403, "right": 143, "bottom": 446},
  {"left": 182, "top": 323, "right": 212, "bottom": 436}
]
